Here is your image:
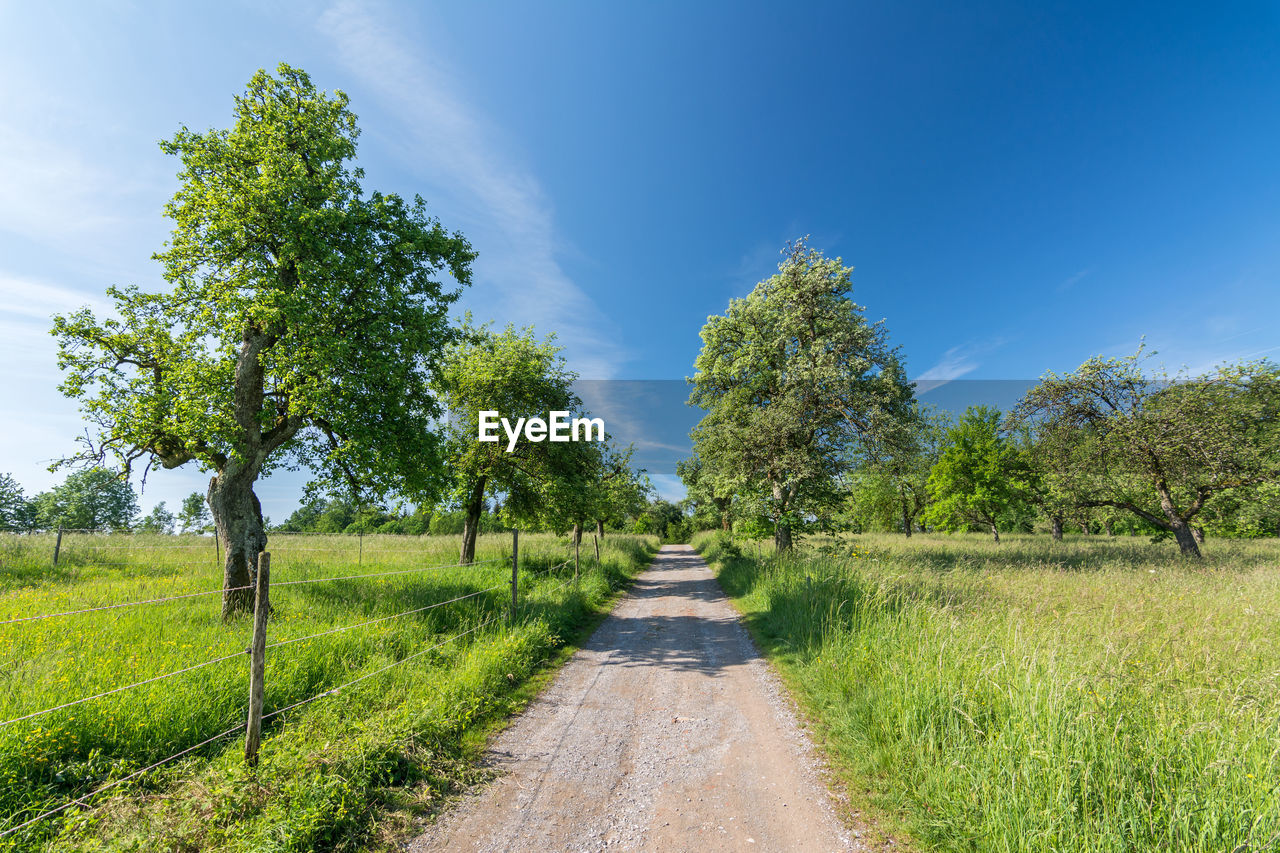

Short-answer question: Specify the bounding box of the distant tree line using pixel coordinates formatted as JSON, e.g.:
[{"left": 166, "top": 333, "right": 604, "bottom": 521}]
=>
[{"left": 0, "top": 469, "right": 214, "bottom": 534}]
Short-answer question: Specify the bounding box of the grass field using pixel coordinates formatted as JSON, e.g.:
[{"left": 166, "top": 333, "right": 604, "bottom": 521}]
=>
[
  {"left": 695, "top": 530, "right": 1280, "bottom": 852},
  {"left": 0, "top": 530, "right": 656, "bottom": 851}
]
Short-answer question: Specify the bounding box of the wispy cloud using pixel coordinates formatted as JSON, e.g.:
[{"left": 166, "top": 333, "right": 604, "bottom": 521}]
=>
[
  {"left": 1055, "top": 268, "right": 1093, "bottom": 293},
  {"left": 318, "top": 0, "right": 626, "bottom": 378},
  {"left": 0, "top": 274, "right": 112, "bottom": 321},
  {"left": 915, "top": 338, "right": 1012, "bottom": 390},
  {"left": 916, "top": 346, "right": 982, "bottom": 385}
]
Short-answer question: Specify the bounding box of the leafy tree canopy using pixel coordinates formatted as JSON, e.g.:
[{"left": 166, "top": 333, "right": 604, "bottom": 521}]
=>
[
  {"left": 924, "top": 406, "right": 1028, "bottom": 542},
  {"left": 689, "top": 239, "right": 913, "bottom": 551},
  {"left": 1010, "top": 349, "right": 1280, "bottom": 556},
  {"left": 0, "top": 474, "right": 36, "bottom": 531},
  {"left": 32, "top": 468, "right": 139, "bottom": 532},
  {"left": 51, "top": 64, "right": 475, "bottom": 613},
  {"left": 436, "top": 318, "right": 587, "bottom": 561}
]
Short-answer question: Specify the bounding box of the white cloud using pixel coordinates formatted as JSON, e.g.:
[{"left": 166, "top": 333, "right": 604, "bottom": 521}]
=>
[
  {"left": 916, "top": 345, "right": 981, "bottom": 385},
  {"left": 317, "top": 0, "right": 627, "bottom": 378},
  {"left": 0, "top": 274, "right": 113, "bottom": 321},
  {"left": 1055, "top": 268, "right": 1093, "bottom": 293},
  {"left": 648, "top": 473, "right": 687, "bottom": 502}
]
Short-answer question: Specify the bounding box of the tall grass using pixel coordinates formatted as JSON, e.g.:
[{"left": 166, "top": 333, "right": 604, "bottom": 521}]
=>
[
  {"left": 696, "top": 531, "right": 1280, "bottom": 852},
  {"left": 0, "top": 531, "right": 656, "bottom": 851}
]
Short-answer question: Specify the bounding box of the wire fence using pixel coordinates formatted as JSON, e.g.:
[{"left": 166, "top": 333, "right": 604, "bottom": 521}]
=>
[{"left": 0, "top": 530, "right": 590, "bottom": 841}]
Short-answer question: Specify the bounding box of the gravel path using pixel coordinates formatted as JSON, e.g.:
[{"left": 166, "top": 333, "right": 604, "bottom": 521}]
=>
[{"left": 408, "top": 544, "right": 858, "bottom": 852}]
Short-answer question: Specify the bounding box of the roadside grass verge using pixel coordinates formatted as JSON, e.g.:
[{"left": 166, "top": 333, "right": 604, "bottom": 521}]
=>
[
  {"left": 695, "top": 531, "right": 1280, "bottom": 852},
  {"left": 0, "top": 531, "right": 656, "bottom": 851}
]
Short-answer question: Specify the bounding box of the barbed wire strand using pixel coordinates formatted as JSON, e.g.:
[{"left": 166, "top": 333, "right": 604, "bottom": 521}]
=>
[
  {"left": 1, "top": 559, "right": 507, "bottom": 626},
  {"left": 268, "top": 558, "right": 505, "bottom": 587},
  {"left": 261, "top": 615, "right": 502, "bottom": 722},
  {"left": 0, "top": 570, "right": 548, "bottom": 838},
  {"left": 0, "top": 721, "right": 244, "bottom": 839},
  {"left": 0, "top": 648, "right": 247, "bottom": 728},
  {"left": 265, "top": 584, "right": 506, "bottom": 651},
  {"left": 0, "top": 585, "right": 256, "bottom": 626}
]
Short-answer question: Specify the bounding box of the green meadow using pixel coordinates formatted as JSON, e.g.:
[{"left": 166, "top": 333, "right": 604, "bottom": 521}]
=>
[
  {"left": 0, "top": 531, "right": 656, "bottom": 851},
  {"left": 696, "top": 531, "right": 1280, "bottom": 852}
]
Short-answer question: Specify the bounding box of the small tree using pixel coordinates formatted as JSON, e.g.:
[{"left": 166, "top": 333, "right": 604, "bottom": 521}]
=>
[
  {"left": 436, "top": 320, "right": 584, "bottom": 563},
  {"left": 924, "top": 406, "right": 1026, "bottom": 542},
  {"left": 0, "top": 474, "right": 35, "bottom": 531},
  {"left": 677, "top": 454, "right": 735, "bottom": 532},
  {"left": 1010, "top": 351, "right": 1280, "bottom": 557},
  {"left": 51, "top": 65, "right": 474, "bottom": 616},
  {"left": 177, "top": 492, "right": 211, "bottom": 533},
  {"left": 33, "top": 468, "right": 139, "bottom": 531},
  {"left": 138, "top": 501, "right": 176, "bottom": 534}
]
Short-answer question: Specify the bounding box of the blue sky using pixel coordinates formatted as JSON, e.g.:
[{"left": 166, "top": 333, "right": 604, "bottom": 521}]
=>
[{"left": 2, "top": 1, "right": 1278, "bottom": 520}]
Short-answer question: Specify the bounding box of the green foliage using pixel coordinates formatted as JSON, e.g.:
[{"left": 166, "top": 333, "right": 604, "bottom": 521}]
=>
[
  {"left": 689, "top": 239, "right": 914, "bottom": 550},
  {"left": 677, "top": 453, "right": 734, "bottom": 532},
  {"left": 924, "top": 406, "right": 1027, "bottom": 539},
  {"left": 633, "top": 499, "right": 687, "bottom": 542},
  {"left": 436, "top": 319, "right": 589, "bottom": 542},
  {"left": 848, "top": 404, "right": 950, "bottom": 534},
  {"left": 31, "top": 468, "right": 138, "bottom": 531},
  {"left": 177, "top": 492, "right": 210, "bottom": 534},
  {"left": 0, "top": 532, "right": 657, "bottom": 850},
  {"left": 698, "top": 531, "right": 1280, "bottom": 852},
  {"left": 1011, "top": 349, "right": 1280, "bottom": 556},
  {"left": 49, "top": 64, "right": 475, "bottom": 584},
  {"left": 137, "top": 501, "right": 175, "bottom": 534},
  {"left": 0, "top": 475, "right": 34, "bottom": 531}
]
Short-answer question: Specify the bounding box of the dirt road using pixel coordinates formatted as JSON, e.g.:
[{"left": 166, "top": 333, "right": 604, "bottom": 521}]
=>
[{"left": 409, "top": 544, "right": 857, "bottom": 852}]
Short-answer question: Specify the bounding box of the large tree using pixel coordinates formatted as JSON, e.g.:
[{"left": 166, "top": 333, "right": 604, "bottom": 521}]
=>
[
  {"left": 1010, "top": 351, "right": 1280, "bottom": 557},
  {"left": 52, "top": 65, "right": 475, "bottom": 615},
  {"left": 689, "top": 240, "right": 913, "bottom": 552}
]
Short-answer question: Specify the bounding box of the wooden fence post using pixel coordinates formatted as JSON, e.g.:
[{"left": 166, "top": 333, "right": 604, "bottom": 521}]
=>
[
  {"left": 593, "top": 533, "right": 600, "bottom": 567},
  {"left": 510, "top": 529, "right": 519, "bottom": 623},
  {"left": 358, "top": 530, "right": 363, "bottom": 566},
  {"left": 52, "top": 525, "right": 63, "bottom": 566},
  {"left": 214, "top": 528, "right": 220, "bottom": 568},
  {"left": 244, "top": 551, "right": 270, "bottom": 767},
  {"left": 574, "top": 535, "right": 580, "bottom": 583}
]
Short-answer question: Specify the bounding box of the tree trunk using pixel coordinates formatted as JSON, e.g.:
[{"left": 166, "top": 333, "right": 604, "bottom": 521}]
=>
[
  {"left": 1078, "top": 518, "right": 1091, "bottom": 535},
  {"left": 989, "top": 521, "right": 1000, "bottom": 543},
  {"left": 1051, "top": 515, "right": 1063, "bottom": 541},
  {"left": 1171, "top": 520, "right": 1202, "bottom": 557},
  {"left": 209, "top": 469, "right": 267, "bottom": 619},
  {"left": 770, "top": 479, "right": 793, "bottom": 552},
  {"left": 1104, "top": 519, "right": 1115, "bottom": 537},
  {"left": 1154, "top": 478, "right": 1202, "bottom": 558},
  {"left": 595, "top": 519, "right": 605, "bottom": 540},
  {"left": 459, "top": 475, "right": 486, "bottom": 564},
  {"left": 1192, "top": 526, "right": 1205, "bottom": 545},
  {"left": 774, "top": 522, "right": 792, "bottom": 553},
  {"left": 899, "top": 484, "right": 913, "bottom": 538}
]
